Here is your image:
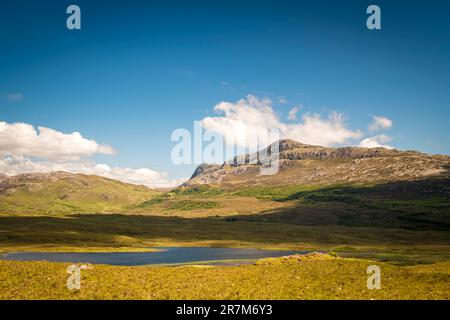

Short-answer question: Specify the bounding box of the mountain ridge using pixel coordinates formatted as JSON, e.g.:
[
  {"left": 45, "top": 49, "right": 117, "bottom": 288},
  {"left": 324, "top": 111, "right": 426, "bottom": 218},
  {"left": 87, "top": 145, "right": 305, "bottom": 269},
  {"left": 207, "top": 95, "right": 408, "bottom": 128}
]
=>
[
  {"left": 1, "top": 140, "right": 448, "bottom": 190},
  {"left": 185, "top": 139, "right": 450, "bottom": 188}
]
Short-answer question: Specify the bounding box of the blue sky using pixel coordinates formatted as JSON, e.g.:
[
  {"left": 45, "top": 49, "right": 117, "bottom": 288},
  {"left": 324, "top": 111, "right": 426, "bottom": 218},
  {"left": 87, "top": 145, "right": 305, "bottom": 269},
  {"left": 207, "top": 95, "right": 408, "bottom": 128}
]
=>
[{"left": 1, "top": 0, "right": 449, "bottom": 186}]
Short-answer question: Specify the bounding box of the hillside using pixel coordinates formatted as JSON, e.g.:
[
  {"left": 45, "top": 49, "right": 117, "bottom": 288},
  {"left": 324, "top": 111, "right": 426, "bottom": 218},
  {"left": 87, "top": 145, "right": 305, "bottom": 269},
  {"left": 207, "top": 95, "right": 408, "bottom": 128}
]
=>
[
  {"left": 185, "top": 139, "right": 450, "bottom": 188},
  {"left": 0, "top": 141, "right": 449, "bottom": 264},
  {"left": 1, "top": 139, "right": 449, "bottom": 221},
  {"left": 0, "top": 172, "right": 160, "bottom": 214},
  {"left": 123, "top": 140, "right": 450, "bottom": 234}
]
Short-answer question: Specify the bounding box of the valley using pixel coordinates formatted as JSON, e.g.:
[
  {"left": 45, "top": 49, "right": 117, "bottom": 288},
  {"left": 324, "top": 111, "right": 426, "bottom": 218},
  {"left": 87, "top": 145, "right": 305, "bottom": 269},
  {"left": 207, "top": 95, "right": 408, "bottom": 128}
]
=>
[{"left": 0, "top": 139, "right": 449, "bottom": 299}]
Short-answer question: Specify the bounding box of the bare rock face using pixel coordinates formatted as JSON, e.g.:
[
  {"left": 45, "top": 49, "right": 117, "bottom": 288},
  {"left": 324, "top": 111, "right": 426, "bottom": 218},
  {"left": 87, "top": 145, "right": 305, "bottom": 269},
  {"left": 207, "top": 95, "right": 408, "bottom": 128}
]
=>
[
  {"left": 190, "top": 164, "right": 221, "bottom": 179},
  {"left": 279, "top": 146, "right": 403, "bottom": 160},
  {"left": 184, "top": 139, "right": 450, "bottom": 188},
  {"left": 226, "top": 139, "right": 403, "bottom": 166}
]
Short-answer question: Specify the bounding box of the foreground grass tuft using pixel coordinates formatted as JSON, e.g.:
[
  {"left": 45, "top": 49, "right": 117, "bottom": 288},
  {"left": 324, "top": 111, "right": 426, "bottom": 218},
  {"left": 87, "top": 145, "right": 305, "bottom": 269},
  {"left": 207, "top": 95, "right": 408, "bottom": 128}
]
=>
[{"left": 0, "top": 256, "right": 448, "bottom": 299}]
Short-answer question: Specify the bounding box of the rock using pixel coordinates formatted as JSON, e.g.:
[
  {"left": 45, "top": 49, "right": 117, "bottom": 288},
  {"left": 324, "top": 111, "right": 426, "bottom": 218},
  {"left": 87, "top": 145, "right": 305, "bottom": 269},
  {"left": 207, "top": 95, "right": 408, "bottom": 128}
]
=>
[
  {"left": 183, "top": 139, "right": 450, "bottom": 188},
  {"left": 189, "top": 163, "right": 221, "bottom": 179}
]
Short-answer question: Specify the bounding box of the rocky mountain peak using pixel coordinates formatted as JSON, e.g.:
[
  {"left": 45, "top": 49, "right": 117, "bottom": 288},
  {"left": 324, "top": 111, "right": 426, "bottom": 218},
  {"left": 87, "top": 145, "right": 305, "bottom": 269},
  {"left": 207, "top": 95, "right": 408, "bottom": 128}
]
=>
[
  {"left": 270, "top": 139, "right": 312, "bottom": 152},
  {"left": 184, "top": 139, "right": 449, "bottom": 188}
]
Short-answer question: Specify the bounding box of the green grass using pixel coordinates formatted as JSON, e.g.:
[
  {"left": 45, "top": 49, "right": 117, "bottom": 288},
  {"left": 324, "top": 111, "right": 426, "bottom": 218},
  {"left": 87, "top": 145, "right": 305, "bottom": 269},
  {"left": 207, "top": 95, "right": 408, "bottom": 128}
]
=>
[
  {"left": 233, "top": 184, "right": 376, "bottom": 209},
  {"left": 167, "top": 200, "right": 219, "bottom": 210},
  {"left": 134, "top": 197, "right": 220, "bottom": 211},
  {"left": 229, "top": 183, "right": 450, "bottom": 231},
  {"left": 369, "top": 198, "right": 450, "bottom": 214},
  {"left": 233, "top": 183, "right": 450, "bottom": 211},
  {"left": 234, "top": 184, "right": 325, "bottom": 200},
  {"left": 0, "top": 174, "right": 160, "bottom": 214},
  {"left": 171, "top": 185, "right": 225, "bottom": 197},
  {"left": 0, "top": 178, "right": 448, "bottom": 299},
  {"left": 0, "top": 213, "right": 449, "bottom": 263},
  {"left": 1, "top": 179, "right": 448, "bottom": 262},
  {"left": 0, "top": 254, "right": 448, "bottom": 299},
  {"left": 134, "top": 196, "right": 166, "bottom": 208}
]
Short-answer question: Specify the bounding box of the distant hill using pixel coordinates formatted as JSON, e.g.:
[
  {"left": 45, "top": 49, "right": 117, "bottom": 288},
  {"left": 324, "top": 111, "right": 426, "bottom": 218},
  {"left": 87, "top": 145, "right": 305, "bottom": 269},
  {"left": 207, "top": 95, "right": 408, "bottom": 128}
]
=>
[
  {"left": 185, "top": 139, "right": 450, "bottom": 188},
  {"left": 0, "top": 172, "right": 160, "bottom": 214},
  {"left": 1, "top": 140, "right": 449, "bottom": 217},
  {"left": 0, "top": 142, "right": 448, "bottom": 251}
]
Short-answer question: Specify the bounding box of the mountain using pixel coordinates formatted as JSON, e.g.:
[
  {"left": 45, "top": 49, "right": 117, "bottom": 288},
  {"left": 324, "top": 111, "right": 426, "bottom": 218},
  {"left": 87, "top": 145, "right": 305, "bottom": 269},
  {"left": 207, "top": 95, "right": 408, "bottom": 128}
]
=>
[
  {"left": 0, "top": 141, "right": 448, "bottom": 254},
  {"left": 0, "top": 171, "right": 160, "bottom": 214},
  {"left": 1, "top": 140, "right": 448, "bottom": 219},
  {"left": 185, "top": 139, "right": 450, "bottom": 188}
]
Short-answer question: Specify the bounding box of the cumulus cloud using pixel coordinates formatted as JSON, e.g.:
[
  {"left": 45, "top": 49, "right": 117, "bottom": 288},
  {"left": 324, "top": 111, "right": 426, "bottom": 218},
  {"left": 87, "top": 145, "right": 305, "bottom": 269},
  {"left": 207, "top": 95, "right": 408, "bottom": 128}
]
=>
[
  {"left": 369, "top": 115, "right": 393, "bottom": 131},
  {"left": 2, "top": 93, "right": 23, "bottom": 102},
  {"left": 359, "top": 115, "right": 395, "bottom": 148},
  {"left": 287, "top": 106, "right": 300, "bottom": 120},
  {"left": 0, "top": 155, "right": 185, "bottom": 188},
  {"left": 358, "top": 134, "right": 393, "bottom": 149},
  {"left": 0, "top": 120, "right": 184, "bottom": 188},
  {"left": 0, "top": 121, "right": 115, "bottom": 161},
  {"left": 201, "top": 95, "right": 362, "bottom": 147}
]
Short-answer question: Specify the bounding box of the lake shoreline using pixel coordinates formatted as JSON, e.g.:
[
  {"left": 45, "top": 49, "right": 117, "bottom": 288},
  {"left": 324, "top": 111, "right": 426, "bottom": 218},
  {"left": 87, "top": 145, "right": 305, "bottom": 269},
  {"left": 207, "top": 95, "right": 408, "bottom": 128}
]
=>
[{"left": 0, "top": 246, "right": 309, "bottom": 266}]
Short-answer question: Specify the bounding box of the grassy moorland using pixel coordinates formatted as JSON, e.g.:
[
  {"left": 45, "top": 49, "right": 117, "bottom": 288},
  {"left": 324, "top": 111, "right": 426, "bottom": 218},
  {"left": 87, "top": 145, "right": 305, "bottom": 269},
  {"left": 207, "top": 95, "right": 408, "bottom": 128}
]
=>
[
  {"left": 0, "top": 172, "right": 160, "bottom": 214},
  {"left": 1, "top": 179, "right": 449, "bottom": 263},
  {"left": 0, "top": 171, "right": 449, "bottom": 299},
  {"left": 0, "top": 254, "right": 448, "bottom": 299},
  {"left": 1, "top": 212, "right": 448, "bottom": 250}
]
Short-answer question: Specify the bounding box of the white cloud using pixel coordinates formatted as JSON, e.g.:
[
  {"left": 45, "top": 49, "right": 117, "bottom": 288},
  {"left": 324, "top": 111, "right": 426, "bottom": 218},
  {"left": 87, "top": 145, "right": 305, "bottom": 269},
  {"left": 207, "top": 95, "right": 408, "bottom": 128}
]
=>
[
  {"left": 369, "top": 115, "right": 393, "bottom": 131},
  {"left": 0, "top": 120, "right": 184, "bottom": 188},
  {"left": 2, "top": 93, "right": 23, "bottom": 102},
  {"left": 360, "top": 116, "right": 395, "bottom": 148},
  {"left": 0, "top": 155, "right": 185, "bottom": 188},
  {"left": 202, "top": 95, "right": 362, "bottom": 147},
  {"left": 0, "top": 121, "right": 115, "bottom": 161},
  {"left": 358, "top": 134, "right": 393, "bottom": 149},
  {"left": 287, "top": 106, "right": 300, "bottom": 120}
]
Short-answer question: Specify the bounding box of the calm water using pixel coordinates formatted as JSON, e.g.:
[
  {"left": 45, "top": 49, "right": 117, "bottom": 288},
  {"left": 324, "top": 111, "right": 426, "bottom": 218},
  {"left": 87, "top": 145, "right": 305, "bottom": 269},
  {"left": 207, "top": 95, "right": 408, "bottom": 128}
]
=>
[{"left": 0, "top": 247, "right": 307, "bottom": 266}]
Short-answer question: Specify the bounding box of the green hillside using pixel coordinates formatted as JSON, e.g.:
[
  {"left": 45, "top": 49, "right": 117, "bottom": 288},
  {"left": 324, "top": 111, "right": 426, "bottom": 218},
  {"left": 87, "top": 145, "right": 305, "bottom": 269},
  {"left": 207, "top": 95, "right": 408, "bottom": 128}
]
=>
[{"left": 0, "top": 172, "right": 160, "bottom": 214}]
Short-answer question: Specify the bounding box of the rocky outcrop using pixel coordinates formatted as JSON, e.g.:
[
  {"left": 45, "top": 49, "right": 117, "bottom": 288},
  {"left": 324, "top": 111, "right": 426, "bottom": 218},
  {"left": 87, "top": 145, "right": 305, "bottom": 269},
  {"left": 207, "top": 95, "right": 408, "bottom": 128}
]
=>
[
  {"left": 225, "top": 139, "right": 406, "bottom": 167},
  {"left": 190, "top": 164, "right": 221, "bottom": 179},
  {"left": 184, "top": 139, "right": 450, "bottom": 188}
]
